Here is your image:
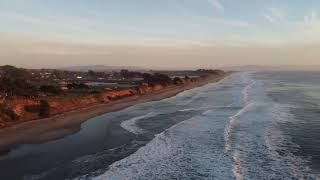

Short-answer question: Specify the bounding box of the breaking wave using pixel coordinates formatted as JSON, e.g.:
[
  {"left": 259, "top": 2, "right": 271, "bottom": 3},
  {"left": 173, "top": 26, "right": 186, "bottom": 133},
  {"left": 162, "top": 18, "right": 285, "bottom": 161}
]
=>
[
  {"left": 120, "top": 112, "right": 158, "bottom": 135},
  {"left": 78, "top": 72, "right": 318, "bottom": 179}
]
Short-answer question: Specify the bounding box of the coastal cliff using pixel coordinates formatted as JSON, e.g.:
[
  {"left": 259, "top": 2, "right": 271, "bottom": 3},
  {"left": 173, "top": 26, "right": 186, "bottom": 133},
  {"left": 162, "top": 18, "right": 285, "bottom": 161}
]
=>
[
  {"left": 0, "top": 85, "right": 165, "bottom": 128},
  {"left": 0, "top": 71, "right": 225, "bottom": 129}
]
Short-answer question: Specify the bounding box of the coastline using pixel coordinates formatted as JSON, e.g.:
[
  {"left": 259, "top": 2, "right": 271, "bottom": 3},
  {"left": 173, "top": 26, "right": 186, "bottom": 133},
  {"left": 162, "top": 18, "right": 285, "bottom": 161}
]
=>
[{"left": 0, "top": 74, "right": 228, "bottom": 151}]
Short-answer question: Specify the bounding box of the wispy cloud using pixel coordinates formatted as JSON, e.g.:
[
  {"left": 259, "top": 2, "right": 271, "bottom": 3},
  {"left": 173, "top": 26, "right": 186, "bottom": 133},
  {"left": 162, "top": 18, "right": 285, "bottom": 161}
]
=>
[
  {"left": 207, "top": 0, "right": 224, "bottom": 11},
  {"left": 171, "top": 0, "right": 248, "bottom": 28},
  {"left": 299, "top": 10, "right": 320, "bottom": 41},
  {"left": 262, "top": 7, "right": 287, "bottom": 24},
  {"left": 304, "top": 10, "right": 318, "bottom": 25}
]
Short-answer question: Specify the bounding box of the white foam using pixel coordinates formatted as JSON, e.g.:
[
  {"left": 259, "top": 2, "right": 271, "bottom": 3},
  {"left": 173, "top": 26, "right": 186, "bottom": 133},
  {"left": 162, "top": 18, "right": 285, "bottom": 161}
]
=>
[
  {"left": 231, "top": 72, "right": 316, "bottom": 179},
  {"left": 80, "top": 72, "right": 318, "bottom": 179},
  {"left": 202, "top": 108, "right": 215, "bottom": 115},
  {"left": 120, "top": 112, "right": 157, "bottom": 135},
  {"left": 178, "top": 108, "right": 201, "bottom": 112},
  {"left": 225, "top": 102, "right": 255, "bottom": 152},
  {"left": 94, "top": 119, "right": 191, "bottom": 180},
  {"left": 232, "top": 150, "right": 244, "bottom": 180},
  {"left": 93, "top": 113, "right": 236, "bottom": 180},
  {"left": 263, "top": 103, "right": 316, "bottom": 179},
  {"left": 242, "top": 80, "right": 256, "bottom": 103}
]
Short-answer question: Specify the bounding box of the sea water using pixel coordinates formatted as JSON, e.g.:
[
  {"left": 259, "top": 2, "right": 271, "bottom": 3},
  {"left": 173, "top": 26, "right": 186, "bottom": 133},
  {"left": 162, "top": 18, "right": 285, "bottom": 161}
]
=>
[{"left": 91, "top": 71, "right": 320, "bottom": 180}]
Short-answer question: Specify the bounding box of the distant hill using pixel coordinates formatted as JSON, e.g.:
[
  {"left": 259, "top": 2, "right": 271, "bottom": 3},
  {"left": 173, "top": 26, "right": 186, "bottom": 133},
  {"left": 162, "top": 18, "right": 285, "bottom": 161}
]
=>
[
  {"left": 60, "top": 65, "right": 145, "bottom": 72},
  {"left": 0, "top": 65, "right": 31, "bottom": 78}
]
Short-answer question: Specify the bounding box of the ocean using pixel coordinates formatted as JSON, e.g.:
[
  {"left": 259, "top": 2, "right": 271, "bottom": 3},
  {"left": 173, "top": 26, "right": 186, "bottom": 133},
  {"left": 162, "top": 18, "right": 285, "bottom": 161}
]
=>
[
  {"left": 92, "top": 71, "right": 320, "bottom": 180},
  {"left": 0, "top": 71, "right": 319, "bottom": 180}
]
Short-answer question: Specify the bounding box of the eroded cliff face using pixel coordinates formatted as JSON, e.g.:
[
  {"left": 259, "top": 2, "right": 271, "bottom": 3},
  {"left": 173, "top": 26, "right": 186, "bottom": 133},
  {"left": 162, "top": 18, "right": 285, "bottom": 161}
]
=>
[
  {"left": 0, "top": 72, "right": 226, "bottom": 129},
  {"left": 0, "top": 83, "right": 168, "bottom": 128}
]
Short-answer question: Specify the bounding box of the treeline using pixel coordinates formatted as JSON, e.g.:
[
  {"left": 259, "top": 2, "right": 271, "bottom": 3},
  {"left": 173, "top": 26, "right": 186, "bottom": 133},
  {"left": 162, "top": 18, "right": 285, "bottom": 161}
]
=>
[
  {"left": 0, "top": 65, "right": 37, "bottom": 98},
  {"left": 142, "top": 73, "right": 173, "bottom": 85},
  {"left": 196, "top": 69, "right": 225, "bottom": 75},
  {"left": 0, "top": 78, "right": 38, "bottom": 98},
  {"left": 0, "top": 65, "right": 31, "bottom": 79},
  {"left": 0, "top": 79, "right": 93, "bottom": 98}
]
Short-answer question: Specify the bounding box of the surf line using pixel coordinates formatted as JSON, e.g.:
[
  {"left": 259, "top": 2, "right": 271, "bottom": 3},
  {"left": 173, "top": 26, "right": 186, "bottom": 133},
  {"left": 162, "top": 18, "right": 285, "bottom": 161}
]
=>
[
  {"left": 225, "top": 79, "right": 256, "bottom": 152},
  {"left": 242, "top": 80, "right": 256, "bottom": 102},
  {"left": 232, "top": 150, "right": 244, "bottom": 180},
  {"left": 225, "top": 79, "right": 256, "bottom": 180},
  {"left": 224, "top": 102, "right": 255, "bottom": 152}
]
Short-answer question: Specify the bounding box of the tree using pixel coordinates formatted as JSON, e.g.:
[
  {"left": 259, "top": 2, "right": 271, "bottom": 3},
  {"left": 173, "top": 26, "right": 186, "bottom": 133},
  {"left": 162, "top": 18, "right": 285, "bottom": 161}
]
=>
[
  {"left": 0, "top": 105, "right": 19, "bottom": 121},
  {"left": 0, "top": 77, "right": 38, "bottom": 98},
  {"left": 40, "top": 85, "right": 61, "bottom": 95},
  {"left": 142, "top": 73, "right": 172, "bottom": 85},
  {"left": 52, "top": 70, "right": 64, "bottom": 79},
  {"left": 173, "top": 77, "right": 183, "bottom": 85},
  {"left": 39, "top": 100, "right": 50, "bottom": 118},
  {"left": 67, "top": 83, "right": 89, "bottom": 90},
  {"left": 88, "top": 70, "right": 96, "bottom": 77},
  {"left": 120, "top": 69, "right": 129, "bottom": 79},
  {"left": 0, "top": 65, "right": 31, "bottom": 79}
]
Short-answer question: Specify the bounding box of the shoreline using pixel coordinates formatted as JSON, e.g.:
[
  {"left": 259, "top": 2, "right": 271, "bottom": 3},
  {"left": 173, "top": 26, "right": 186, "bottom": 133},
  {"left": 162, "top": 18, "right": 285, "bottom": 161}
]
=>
[{"left": 0, "top": 74, "right": 228, "bottom": 151}]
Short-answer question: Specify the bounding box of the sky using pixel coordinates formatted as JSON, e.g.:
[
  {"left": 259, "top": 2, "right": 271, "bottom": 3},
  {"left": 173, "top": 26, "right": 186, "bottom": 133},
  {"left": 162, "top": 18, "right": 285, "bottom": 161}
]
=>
[{"left": 1, "top": 0, "right": 320, "bottom": 69}]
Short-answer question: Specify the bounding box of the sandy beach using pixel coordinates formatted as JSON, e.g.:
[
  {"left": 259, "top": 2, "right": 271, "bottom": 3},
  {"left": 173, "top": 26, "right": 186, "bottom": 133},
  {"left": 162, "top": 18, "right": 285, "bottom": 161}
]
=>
[{"left": 0, "top": 74, "right": 227, "bottom": 151}]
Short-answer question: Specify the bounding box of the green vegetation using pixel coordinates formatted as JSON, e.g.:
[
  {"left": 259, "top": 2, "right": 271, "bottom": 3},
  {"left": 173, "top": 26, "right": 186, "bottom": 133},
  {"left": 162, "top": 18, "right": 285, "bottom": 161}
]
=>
[
  {"left": 67, "top": 83, "right": 89, "bottom": 90},
  {"left": 0, "top": 78, "right": 38, "bottom": 98},
  {"left": 0, "top": 105, "right": 19, "bottom": 121},
  {"left": 120, "top": 69, "right": 143, "bottom": 79},
  {"left": 40, "top": 85, "right": 62, "bottom": 95},
  {"left": 39, "top": 100, "right": 50, "bottom": 118},
  {"left": 24, "top": 100, "right": 50, "bottom": 118},
  {"left": 0, "top": 65, "right": 31, "bottom": 79},
  {"left": 173, "top": 77, "right": 183, "bottom": 85},
  {"left": 196, "top": 69, "right": 225, "bottom": 75},
  {"left": 142, "top": 73, "right": 173, "bottom": 86},
  {"left": 24, "top": 104, "right": 40, "bottom": 113}
]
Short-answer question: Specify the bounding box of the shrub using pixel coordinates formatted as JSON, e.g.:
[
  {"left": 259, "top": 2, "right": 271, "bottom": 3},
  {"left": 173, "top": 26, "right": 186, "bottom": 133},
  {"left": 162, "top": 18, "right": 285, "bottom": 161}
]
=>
[
  {"left": 67, "top": 83, "right": 89, "bottom": 90},
  {"left": 40, "top": 85, "right": 61, "bottom": 95},
  {"left": 24, "top": 105, "right": 40, "bottom": 113},
  {"left": 142, "top": 73, "right": 172, "bottom": 86},
  {"left": 0, "top": 106, "right": 19, "bottom": 121},
  {"left": 39, "top": 100, "right": 50, "bottom": 118},
  {"left": 0, "top": 78, "right": 38, "bottom": 98},
  {"left": 173, "top": 77, "right": 183, "bottom": 85}
]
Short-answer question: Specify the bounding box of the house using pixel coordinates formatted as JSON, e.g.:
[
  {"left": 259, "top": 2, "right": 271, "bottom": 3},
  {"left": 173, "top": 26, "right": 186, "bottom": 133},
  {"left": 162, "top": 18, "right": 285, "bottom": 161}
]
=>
[
  {"left": 60, "top": 86, "right": 69, "bottom": 91},
  {"left": 0, "top": 69, "right": 5, "bottom": 77}
]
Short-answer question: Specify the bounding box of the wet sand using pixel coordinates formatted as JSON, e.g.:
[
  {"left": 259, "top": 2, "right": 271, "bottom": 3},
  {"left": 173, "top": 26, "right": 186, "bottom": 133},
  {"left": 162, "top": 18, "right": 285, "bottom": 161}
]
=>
[{"left": 0, "top": 74, "right": 227, "bottom": 151}]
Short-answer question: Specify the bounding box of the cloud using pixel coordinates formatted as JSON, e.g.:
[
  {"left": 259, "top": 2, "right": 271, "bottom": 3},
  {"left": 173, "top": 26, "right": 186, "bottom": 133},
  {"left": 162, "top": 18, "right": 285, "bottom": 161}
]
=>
[
  {"left": 207, "top": 0, "right": 224, "bottom": 11},
  {"left": 300, "top": 10, "right": 320, "bottom": 41},
  {"left": 304, "top": 10, "right": 318, "bottom": 25},
  {"left": 263, "top": 7, "right": 287, "bottom": 24}
]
